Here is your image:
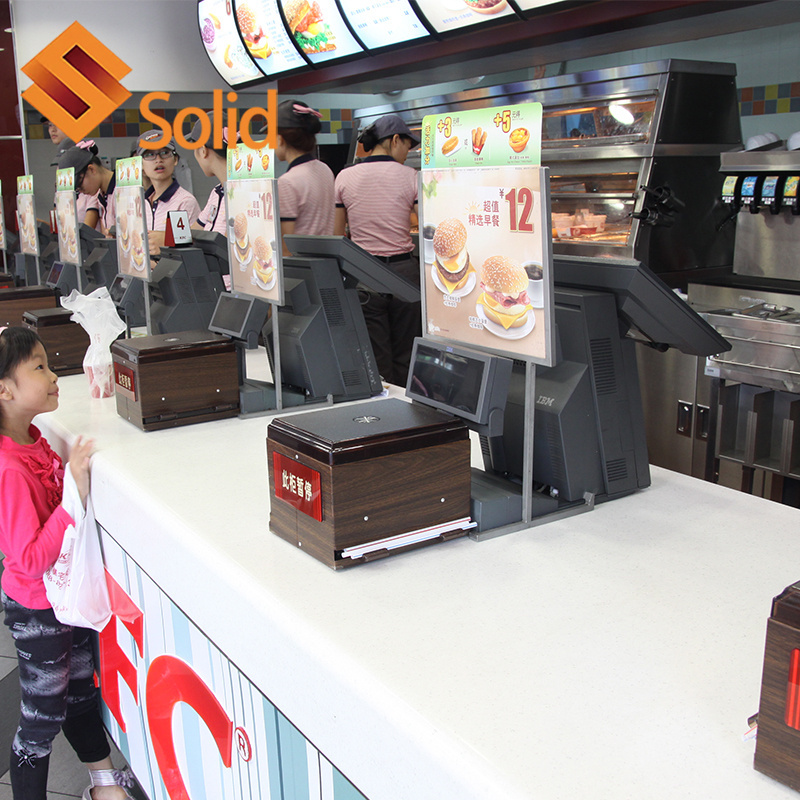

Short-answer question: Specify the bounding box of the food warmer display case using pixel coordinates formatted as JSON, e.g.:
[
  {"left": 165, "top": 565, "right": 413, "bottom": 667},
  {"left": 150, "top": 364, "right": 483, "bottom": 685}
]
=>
[{"left": 352, "top": 59, "right": 741, "bottom": 287}]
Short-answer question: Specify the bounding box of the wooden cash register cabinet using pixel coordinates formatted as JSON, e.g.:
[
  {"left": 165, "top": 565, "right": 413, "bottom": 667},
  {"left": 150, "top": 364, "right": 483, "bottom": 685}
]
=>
[
  {"left": 268, "top": 398, "right": 471, "bottom": 568},
  {"left": 22, "top": 307, "right": 89, "bottom": 375},
  {"left": 0, "top": 285, "right": 57, "bottom": 327},
  {"left": 111, "top": 331, "right": 239, "bottom": 431}
]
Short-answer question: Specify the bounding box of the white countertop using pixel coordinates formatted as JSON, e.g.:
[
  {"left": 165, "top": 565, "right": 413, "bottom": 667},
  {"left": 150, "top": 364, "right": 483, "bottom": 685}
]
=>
[{"left": 36, "top": 358, "right": 800, "bottom": 800}]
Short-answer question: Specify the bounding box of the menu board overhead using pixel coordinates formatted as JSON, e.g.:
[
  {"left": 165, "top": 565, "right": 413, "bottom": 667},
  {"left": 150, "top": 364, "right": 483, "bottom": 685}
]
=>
[
  {"left": 233, "top": 0, "right": 308, "bottom": 76},
  {"left": 279, "top": 0, "right": 364, "bottom": 64},
  {"left": 413, "top": 0, "right": 515, "bottom": 34},
  {"left": 338, "top": 0, "right": 429, "bottom": 49},
  {"left": 199, "top": 0, "right": 263, "bottom": 87}
]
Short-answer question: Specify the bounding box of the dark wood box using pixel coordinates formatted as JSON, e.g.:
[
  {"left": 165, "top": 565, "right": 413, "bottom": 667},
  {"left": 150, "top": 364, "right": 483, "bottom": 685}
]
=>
[
  {"left": 23, "top": 308, "right": 89, "bottom": 375},
  {"left": 0, "top": 272, "right": 14, "bottom": 289},
  {"left": 0, "top": 286, "right": 57, "bottom": 327},
  {"left": 111, "top": 331, "right": 239, "bottom": 431},
  {"left": 754, "top": 581, "right": 800, "bottom": 791},
  {"left": 267, "top": 398, "right": 471, "bottom": 569}
]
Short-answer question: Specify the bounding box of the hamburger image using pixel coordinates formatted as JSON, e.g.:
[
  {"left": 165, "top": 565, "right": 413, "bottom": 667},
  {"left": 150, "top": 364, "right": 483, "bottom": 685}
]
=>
[
  {"left": 432, "top": 218, "right": 472, "bottom": 294},
  {"left": 463, "top": 0, "right": 507, "bottom": 13},
  {"left": 252, "top": 236, "right": 275, "bottom": 286},
  {"left": 283, "top": 0, "right": 336, "bottom": 54},
  {"left": 237, "top": 3, "right": 272, "bottom": 60},
  {"left": 233, "top": 212, "right": 252, "bottom": 267},
  {"left": 130, "top": 230, "right": 145, "bottom": 271},
  {"left": 118, "top": 213, "right": 130, "bottom": 252},
  {"left": 478, "top": 255, "right": 533, "bottom": 331}
]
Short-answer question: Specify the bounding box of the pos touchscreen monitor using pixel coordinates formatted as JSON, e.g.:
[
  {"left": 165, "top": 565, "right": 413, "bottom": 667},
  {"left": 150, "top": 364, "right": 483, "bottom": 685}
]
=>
[{"left": 406, "top": 338, "right": 511, "bottom": 436}]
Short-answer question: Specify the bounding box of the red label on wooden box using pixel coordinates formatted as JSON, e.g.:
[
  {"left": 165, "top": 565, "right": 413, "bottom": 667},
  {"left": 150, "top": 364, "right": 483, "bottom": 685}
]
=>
[
  {"left": 272, "top": 452, "right": 322, "bottom": 521},
  {"left": 114, "top": 361, "right": 137, "bottom": 401}
]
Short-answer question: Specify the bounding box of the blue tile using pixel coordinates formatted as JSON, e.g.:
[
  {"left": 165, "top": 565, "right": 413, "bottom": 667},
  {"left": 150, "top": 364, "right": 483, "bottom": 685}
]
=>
[
  {"left": 740, "top": 101, "right": 753, "bottom": 117},
  {"left": 779, "top": 83, "right": 792, "bottom": 98},
  {"left": 792, "top": 98, "right": 800, "bottom": 113},
  {"left": 753, "top": 85, "right": 765, "bottom": 101},
  {"left": 765, "top": 99, "right": 777, "bottom": 115}
]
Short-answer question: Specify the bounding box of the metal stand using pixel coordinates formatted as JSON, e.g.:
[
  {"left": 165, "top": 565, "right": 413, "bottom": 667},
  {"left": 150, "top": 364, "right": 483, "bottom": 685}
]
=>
[{"left": 469, "top": 362, "right": 595, "bottom": 541}]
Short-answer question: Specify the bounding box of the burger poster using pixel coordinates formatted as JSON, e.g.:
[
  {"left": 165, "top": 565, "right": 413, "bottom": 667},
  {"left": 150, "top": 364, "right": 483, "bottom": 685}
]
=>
[
  {"left": 226, "top": 144, "right": 282, "bottom": 303},
  {"left": 420, "top": 104, "right": 553, "bottom": 365},
  {"left": 115, "top": 157, "right": 150, "bottom": 280},
  {"left": 233, "top": 0, "right": 307, "bottom": 76},
  {"left": 16, "top": 175, "right": 38, "bottom": 257},
  {"left": 413, "top": 0, "right": 515, "bottom": 34},
  {"left": 55, "top": 168, "right": 81, "bottom": 266}
]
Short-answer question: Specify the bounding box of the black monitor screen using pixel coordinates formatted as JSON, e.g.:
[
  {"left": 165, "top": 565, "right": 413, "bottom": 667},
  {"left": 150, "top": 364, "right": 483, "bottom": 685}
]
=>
[
  {"left": 406, "top": 338, "right": 512, "bottom": 436},
  {"left": 109, "top": 275, "right": 126, "bottom": 304},
  {"left": 283, "top": 235, "right": 420, "bottom": 303},
  {"left": 409, "top": 343, "right": 484, "bottom": 416},
  {"left": 209, "top": 293, "right": 251, "bottom": 338},
  {"left": 552, "top": 255, "right": 731, "bottom": 356},
  {"left": 47, "top": 261, "right": 64, "bottom": 286}
]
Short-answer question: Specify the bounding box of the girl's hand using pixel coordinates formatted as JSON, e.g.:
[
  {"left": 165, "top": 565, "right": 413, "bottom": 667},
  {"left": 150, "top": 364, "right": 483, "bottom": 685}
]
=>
[{"left": 68, "top": 436, "right": 94, "bottom": 507}]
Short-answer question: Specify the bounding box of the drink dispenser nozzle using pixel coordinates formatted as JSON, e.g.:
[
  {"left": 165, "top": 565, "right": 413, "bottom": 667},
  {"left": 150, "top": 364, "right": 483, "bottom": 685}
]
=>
[{"left": 631, "top": 185, "right": 685, "bottom": 227}]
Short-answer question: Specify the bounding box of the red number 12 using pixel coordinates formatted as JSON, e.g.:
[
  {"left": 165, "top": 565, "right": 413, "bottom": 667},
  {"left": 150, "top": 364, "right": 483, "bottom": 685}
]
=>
[{"left": 505, "top": 188, "right": 534, "bottom": 233}]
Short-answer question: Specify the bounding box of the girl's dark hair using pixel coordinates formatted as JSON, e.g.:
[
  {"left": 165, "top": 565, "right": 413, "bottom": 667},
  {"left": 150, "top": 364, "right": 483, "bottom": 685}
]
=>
[
  {"left": 358, "top": 126, "right": 413, "bottom": 153},
  {"left": 0, "top": 327, "right": 42, "bottom": 381},
  {"left": 278, "top": 126, "right": 317, "bottom": 154}
]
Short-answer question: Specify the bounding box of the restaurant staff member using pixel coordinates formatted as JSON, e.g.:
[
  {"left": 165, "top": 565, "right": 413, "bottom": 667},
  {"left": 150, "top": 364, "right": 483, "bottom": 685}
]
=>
[
  {"left": 334, "top": 114, "right": 420, "bottom": 386},
  {"left": 186, "top": 112, "right": 231, "bottom": 236},
  {"left": 275, "top": 99, "right": 334, "bottom": 254},
  {"left": 57, "top": 142, "right": 116, "bottom": 236},
  {"left": 135, "top": 130, "right": 201, "bottom": 251}
]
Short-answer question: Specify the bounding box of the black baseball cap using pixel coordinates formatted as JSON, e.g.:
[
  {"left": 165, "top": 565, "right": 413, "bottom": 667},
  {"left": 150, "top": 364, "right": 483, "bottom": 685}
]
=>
[
  {"left": 135, "top": 129, "right": 178, "bottom": 156},
  {"left": 367, "top": 114, "right": 419, "bottom": 146},
  {"left": 185, "top": 112, "right": 239, "bottom": 146}
]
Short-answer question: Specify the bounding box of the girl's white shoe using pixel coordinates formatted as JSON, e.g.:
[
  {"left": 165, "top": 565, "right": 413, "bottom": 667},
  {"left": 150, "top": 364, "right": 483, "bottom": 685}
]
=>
[{"left": 81, "top": 766, "right": 135, "bottom": 799}]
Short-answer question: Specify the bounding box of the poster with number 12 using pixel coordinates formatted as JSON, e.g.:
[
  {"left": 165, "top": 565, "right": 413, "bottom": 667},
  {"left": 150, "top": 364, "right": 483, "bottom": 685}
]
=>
[{"left": 420, "top": 104, "right": 554, "bottom": 365}]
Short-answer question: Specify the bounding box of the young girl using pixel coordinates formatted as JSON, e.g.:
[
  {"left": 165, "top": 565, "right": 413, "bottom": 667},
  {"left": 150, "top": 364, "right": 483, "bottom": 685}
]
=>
[{"left": 0, "top": 328, "right": 130, "bottom": 800}]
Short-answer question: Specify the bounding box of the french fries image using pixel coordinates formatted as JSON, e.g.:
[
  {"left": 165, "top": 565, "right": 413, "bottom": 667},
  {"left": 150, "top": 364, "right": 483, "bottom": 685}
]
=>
[{"left": 471, "top": 127, "right": 487, "bottom": 155}]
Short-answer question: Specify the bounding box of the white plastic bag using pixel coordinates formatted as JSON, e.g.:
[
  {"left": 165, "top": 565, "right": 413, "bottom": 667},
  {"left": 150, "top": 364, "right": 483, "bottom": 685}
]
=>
[
  {"left": 60, "top": 288, "right": 126, "bottom": 398},
  {"left": 43, "top": 465, "right": 112, "bottom": 631}
]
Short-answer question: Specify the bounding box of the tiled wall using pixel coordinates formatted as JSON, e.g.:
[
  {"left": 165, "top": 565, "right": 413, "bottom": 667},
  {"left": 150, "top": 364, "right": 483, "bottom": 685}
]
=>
[{"left": 739, "top": 84, "right": 800, "bottom": 118}]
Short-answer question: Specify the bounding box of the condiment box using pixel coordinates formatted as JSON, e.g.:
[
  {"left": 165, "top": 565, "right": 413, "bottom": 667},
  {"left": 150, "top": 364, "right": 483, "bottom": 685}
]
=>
[
  {"left": 754, "top": 580, "right": 800, "bottom": 790},
  {"left": 0, "top": 286, "right": 57, "bottom": 327},
  {"left": 111, "top": 330, "right": 239, "bottom": 431},
  {"left": 267, "top": 398, "right": 471, "bottom": 569},
  {"left": 22, "top": 308, "right": 88, "bottom": 375}
]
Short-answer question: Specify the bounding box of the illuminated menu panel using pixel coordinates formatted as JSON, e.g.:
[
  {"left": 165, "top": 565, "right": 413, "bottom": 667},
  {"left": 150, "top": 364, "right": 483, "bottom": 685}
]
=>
[
  {"left": 199, "top": 0, "right": 263, "bottom": 86},
  {"left": 233, "top": 0, "right": 308, "bottom": 76},
  {"left": 413, "top": 0, "right": 515, "bottom": 34},
  {"left": 338, "top": 0, "right": 429, "bottom": 49},
  {"left": 514, "top": 0, "right": 572, "bottom": 12},
  {"left": 279, "top": 0, "right": 364, "bottom": 64}
]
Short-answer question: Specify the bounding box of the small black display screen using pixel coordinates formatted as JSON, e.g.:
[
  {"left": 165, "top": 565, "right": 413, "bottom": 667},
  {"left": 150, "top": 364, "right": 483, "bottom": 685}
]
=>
[
  {"left": 211, "top": 293, "right": 251, "bottom": 336},
  {"left": 109, "top": 275, "right": 125, "bottom": 304},
  {"left": 48, "top": 262, "right": 63, "bottom": 284},
  {"left": 408, "top": 341, "right": 484, "bottom": 416}
]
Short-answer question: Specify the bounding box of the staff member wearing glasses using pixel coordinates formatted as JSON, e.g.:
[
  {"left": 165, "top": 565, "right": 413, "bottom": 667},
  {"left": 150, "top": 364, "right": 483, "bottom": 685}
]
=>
[
  {"left": 57, "top": 142, "right": 116, "bottom": 236},
  {"left": 334, "top": 114, "right": 420, "bottom": 386},
  {"left": 135, "top": 130, "right": 201, "bottom": 251}
]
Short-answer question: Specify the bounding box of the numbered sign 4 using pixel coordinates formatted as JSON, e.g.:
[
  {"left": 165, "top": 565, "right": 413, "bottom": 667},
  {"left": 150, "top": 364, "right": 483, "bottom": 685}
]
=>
[{"left": 165, "top": 210, "right": 192, "bottom": 247}]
